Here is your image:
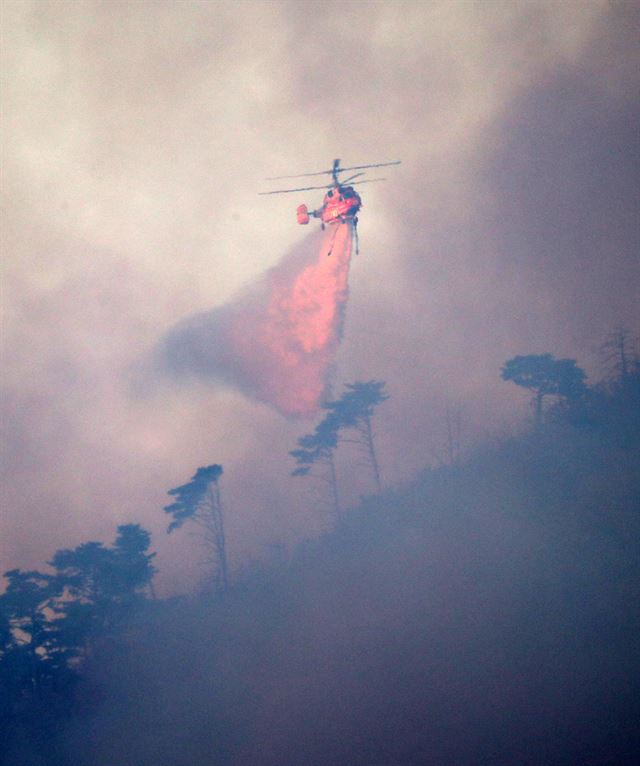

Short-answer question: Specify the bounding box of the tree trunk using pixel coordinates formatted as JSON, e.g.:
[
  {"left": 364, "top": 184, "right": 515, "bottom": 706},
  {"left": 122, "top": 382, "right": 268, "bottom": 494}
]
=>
[
  {"left": 363, "top": 414, "right": 382, "bottom": 493},
  {"left": 534, "top": 391, "right": 544, "bottom": 428},
  {"left": 206, "top": 485, "right": 228, "bottom": 591},
  {"left": 329, "top": 453, "right": 341, "bottom": 520}
]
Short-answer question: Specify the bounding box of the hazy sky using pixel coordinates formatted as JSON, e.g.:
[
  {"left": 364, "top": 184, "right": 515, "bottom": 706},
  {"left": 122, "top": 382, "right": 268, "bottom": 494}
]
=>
[{"left": 2, "top": 0, "right": 638, "bottom": 592}]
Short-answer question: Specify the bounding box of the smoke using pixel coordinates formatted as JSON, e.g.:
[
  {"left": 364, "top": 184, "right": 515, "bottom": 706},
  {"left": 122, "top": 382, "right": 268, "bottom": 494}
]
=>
[
  {"left": 2, "top": 0, "right": 638, "bottom": 584},
  {"left": 159, "top": 223, "right": 353, "bottom": 416}
]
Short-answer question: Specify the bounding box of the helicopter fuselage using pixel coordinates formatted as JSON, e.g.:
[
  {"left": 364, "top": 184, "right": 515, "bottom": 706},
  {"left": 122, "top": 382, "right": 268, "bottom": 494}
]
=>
[{"left": 297, "top": 185, "right": 361, "bottom": 226}]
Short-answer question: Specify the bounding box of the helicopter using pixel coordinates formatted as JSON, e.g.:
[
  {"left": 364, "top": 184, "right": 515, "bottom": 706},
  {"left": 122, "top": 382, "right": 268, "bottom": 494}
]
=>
[{"left": 259, "top": 158, "right": 400, "bottom": 254}]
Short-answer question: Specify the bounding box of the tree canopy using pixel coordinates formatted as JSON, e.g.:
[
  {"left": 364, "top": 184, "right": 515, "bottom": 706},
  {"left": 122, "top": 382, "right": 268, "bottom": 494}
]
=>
[
  {"left": 501, "top": 354, "right": 587, "bottom": 424},
  {"left": 164, "top": 465, "right": 224, "bottom": 533},
  {"left": 290, "top": 417, "right": 340, "bottom": 478},
  {"left": 322, "top": 380, "right": 389, "bottom": 429}
]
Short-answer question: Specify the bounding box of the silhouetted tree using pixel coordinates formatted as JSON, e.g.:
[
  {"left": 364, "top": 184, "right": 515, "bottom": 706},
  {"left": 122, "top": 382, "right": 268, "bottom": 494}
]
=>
[
  {"left": 0, "top": 568, "right": 78, "bottom": 766},
  {"left": 0, "top": 569, "right": 68, "bottom": 706},
  {"left": 445, "top": 403, "right": 462, "bottom": 466},
  {"left": 164, "top": 465, "right": 228, "bottom": 590},
  {"left": 431, "top": 403, "right": 464, "bottom": 467},
  {"left": 0, "top": 606, "right": 11, "bottom": 658},
  {"left": 323, "top": 380, "right": 389, "bottom": 493},
  {"left": 0, "top": 525, "right": 156, "bottom": 763},
  {"left": 290, "top": 415, "right": 341, "bottom": 518},
  {"left": 0, "top": 604, "right": 12, "bottom": 718},
  {"left": 600, "top": 325, "right": 638, "bottom": 382},
  {"left": 501, "top": 354, "right": 587, "bottom": 426},
  {"left": 50, "top": 524, "right": 156, "bottom": 649}
]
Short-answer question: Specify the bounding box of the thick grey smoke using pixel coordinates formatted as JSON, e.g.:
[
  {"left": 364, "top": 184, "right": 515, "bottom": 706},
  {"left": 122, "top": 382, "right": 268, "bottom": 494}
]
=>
[{"left": 1, "top": 0, "right": 638, "bottom": 588}]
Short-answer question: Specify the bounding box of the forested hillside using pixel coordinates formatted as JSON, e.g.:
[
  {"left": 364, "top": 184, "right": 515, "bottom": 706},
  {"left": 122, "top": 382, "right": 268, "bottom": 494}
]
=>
[{"left": 3, "top": 364, "right": 639, "bottom": 766}]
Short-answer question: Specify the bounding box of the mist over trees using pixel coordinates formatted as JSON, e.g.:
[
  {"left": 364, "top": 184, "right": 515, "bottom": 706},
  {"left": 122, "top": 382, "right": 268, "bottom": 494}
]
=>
[{"left": 2, "top": 341, "right": 639, "bottom": 766}]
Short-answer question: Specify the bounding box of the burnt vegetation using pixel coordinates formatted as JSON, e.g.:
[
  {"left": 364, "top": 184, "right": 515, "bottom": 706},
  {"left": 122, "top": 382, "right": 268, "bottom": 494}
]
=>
[{"left": 2, "top": 337, "right": 639, "bottom": 766}]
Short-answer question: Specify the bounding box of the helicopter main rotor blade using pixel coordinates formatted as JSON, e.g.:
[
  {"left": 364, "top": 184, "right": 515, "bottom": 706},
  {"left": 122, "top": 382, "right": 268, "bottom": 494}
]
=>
[
  {"left": 258, "top": 183, "right": 333, "bottom": 195},
  {"left": 259, "top": 177, "right": 390, "bottom": 195},
  {"left": 265, "top": 168, "right": 335, "bottom": 181},
  {"left": 265, "top": 159, "right": 400, "bottom": 181},
  {"left": 336, "top": 160, "right": 401, "bottom": 173},
  {"left": 347, "top": 177, "right": 388, "bottom": 186},
  {"left": 339, "top": 172, "right": 365, "bottom": 185}
]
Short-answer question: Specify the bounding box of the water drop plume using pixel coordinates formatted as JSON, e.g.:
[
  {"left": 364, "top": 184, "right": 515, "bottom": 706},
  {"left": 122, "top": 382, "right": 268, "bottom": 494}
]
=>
[{"left": 159, "top": 223, "right": 354, "bottom": 416}]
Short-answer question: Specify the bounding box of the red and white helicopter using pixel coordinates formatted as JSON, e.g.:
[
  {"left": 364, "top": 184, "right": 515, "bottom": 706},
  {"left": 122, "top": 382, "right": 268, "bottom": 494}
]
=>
[{"left": 259, "top": 158, "right": 400, "bottom": 254}]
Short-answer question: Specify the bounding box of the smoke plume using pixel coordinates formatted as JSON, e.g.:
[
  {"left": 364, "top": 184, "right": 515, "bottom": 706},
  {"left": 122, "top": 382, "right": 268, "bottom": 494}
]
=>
[{"left": 160, "top": 224, "right": 353, "bottom": 416}]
